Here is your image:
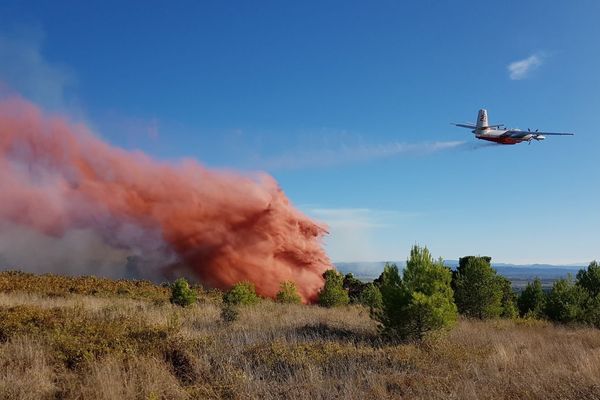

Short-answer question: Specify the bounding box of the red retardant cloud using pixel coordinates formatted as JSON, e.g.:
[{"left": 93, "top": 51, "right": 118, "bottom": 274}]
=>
[{"left": 0, "top": 96, "right": 332, "bottom": 302}]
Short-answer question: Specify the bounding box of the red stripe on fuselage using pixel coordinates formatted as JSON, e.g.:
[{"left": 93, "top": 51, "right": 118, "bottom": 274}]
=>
[{"left": 477, "top": 136, "right": 521, "bottom": 145}]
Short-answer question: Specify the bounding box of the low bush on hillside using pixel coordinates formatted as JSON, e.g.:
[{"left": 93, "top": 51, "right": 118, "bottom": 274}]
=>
[
  {"left": 275, "top": 281, "right": 302, "bottom": 304},
  {"left": 318, "top": 270, "right": 350, "bottom": 307},
  {"left": 223, "top": 281, "right": 260, "bottom": 305},
  {"left": 169, "top": 277, "right": 197, "bottom": 307}
]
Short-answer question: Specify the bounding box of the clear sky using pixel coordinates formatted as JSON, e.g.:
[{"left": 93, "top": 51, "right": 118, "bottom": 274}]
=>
[{"left": 1, "top": 0, "right": 598, "bottom": 264}]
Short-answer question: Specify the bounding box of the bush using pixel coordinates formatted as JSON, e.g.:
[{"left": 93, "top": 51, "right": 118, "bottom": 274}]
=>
[
  {"left": 518, "top": 278, "right": 547, "bottom": 318},
  {"left": 169, "top": 278, "right": 197, "bottom": 307},
  {"left": 223, "top": 281, "right": 259, "bottom": 306},
  {"left": 453, "top": 256, "right": 503, "bottom": 319},
  {"left": 275, "top": 281, "right": 302, "bottom": 304},
  {"left": 318, "top": 270, "right": 350, "bottom": 307},
  {"left": 376, "top": 246, "right": 457, "bottom": 340}
]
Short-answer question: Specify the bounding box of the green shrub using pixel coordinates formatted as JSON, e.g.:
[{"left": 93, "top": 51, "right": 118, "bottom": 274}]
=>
[
  {"left": 318, "top": 270, "right": 350, "bottom": 307},
  {"left": 376, "top": 246, "right": 457, "bottom": 340},
  {"left": 518, "top": 278, "right": 547, "bottom": 318},
  {"left": 169, "top": 278, "right": 197, "bottom": 307},
  {"left": 223, "top": 281, "right": 259, "bottom": 306},
  {"left": 577, "top": 261, "right": 600, "bottom": 297},
  {"left": 275, "top": 281, "right": 302, "bottom": 304}
]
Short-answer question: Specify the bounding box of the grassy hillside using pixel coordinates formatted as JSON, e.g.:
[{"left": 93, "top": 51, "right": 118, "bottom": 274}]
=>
[{"left": 1, "top": 271, "right": 600, "bottom": 399}]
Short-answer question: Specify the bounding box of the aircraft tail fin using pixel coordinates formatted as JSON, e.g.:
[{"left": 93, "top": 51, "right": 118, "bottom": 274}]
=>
[{"left": 476, "top": 109, "right": 488, "bottom": 130}]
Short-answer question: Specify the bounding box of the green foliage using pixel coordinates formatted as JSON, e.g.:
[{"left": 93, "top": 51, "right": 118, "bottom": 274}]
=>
[
  {"left": 275, "top": 281, "right": 302, "bottom": 304},
  {"left": 518, "top": 278, "right": 547, "bottom": 318},
  {"left": 358, "top": 283, "right": 383, "bottom": 310},
  {"left": 376, "top": 246, "right": 457, "bottom": 340},
  {"left": 498, "top": 276, "right": 518, "bottom": 318},
  {"left": 169, "top": 278, "right": 197, "bottom": 307},
  {"left": 576, "top": 261, "right": 600, "bottom": 298},
  {"left": 545, "top": 277, "right": 587, "bottom": 324},
  {"left": 453, "top": 256, "right": 503, "bottom": 319},
  {"left": 318, "top": 270, "right": 350, "bottom": 307},
  {"left": 223, "top": 281, "right": 260, "bottom": 306},
  {"left": 573, "top": 262, "right": 600, "bottom": 327}
]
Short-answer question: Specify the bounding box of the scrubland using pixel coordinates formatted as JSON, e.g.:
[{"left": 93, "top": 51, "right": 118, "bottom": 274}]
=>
[{"left": 1, "top": 271, "right": 600, "bottom": 400}]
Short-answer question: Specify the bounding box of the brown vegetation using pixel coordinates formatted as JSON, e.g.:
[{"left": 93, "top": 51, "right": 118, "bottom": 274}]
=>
[{"left": 1, "top": 272, "right": 600, "bottom": 399}]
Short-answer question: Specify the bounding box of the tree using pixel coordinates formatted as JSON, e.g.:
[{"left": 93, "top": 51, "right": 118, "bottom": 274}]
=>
[
  {"left": 545, "top": 277, "right": 587, "bottom": 324},
  {"left": 275, "top": 281, "right": 302, "bottom": 304},
  {"left": 575, "top": 262, "right": 600, "bottom": 327},
  {"left": 358, "top": 283, "right": 383, "bottom": 310},
  {"left": 223, "top": 281, "right": 259, "bottom": 306},
  {"left": 517, "top": 278, "right": 547, "bottom": 318},
  {"left": 498, "top": 276, "right": 518, "bottom": 318},
  {"left": 169, "top": 277, "right": 197, "bottom": 307},
  {"left": 453, "top": 256, "right": 503, "bottom": 319},
  {"left": 318, "top": 270, "right": 350, "bottom": 307},
  {"left": 376, "top": 247, "right": 457, "bottom": 340},
  {"left": 576, "top": 261, "right": 600, "bottom": 298}
]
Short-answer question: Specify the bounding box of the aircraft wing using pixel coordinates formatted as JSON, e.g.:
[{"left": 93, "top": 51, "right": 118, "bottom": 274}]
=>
[
  {"left": 529, "top": 132, "right": 574, "bottom": 136},
  {"left": 503, "top": 130, "right": 574, "bottom": 138},
  {"left": 452, "top": 123, "right": 476, "bottom": 129}
]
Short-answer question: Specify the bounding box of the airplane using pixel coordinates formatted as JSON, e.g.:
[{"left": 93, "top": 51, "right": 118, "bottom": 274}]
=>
[{"left": 453, "top": 109, "right": 574, "bottom": 145}]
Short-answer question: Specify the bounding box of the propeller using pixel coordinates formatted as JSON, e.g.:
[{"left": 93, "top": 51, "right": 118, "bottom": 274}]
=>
[{"left": 527, "top": 128, "right": 541, "bottom": 144}]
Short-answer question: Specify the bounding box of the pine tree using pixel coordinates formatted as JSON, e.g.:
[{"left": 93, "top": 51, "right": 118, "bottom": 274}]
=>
[
  {"left": 453, "top": 256, "right": 503, "bottom": 319},
  {"left": 376, "top": 246, "right": 457, "bottom": 340},
  {"left": 517, "top": 278, "right": 547, "bottom": 318}
]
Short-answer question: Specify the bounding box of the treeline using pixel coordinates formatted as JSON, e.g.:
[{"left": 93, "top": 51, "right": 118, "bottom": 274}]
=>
[{"left": 316, "top": 246, "right": 600, "bottom": 340}]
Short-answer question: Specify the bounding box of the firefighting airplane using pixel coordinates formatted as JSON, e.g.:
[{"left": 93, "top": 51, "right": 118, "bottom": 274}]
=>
[{"left": 453, "top": 109, "right": 574, "bottom": 145}]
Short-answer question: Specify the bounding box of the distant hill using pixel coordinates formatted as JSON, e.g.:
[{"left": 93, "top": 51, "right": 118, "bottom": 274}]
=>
[{"left": 335, "top": 261, "right": 586, "bottom": 290}]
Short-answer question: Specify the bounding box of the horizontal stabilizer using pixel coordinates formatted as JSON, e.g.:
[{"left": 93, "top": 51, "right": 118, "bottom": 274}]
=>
[{"left": 452, "top": 123, "right": 476, "bottom": 129}]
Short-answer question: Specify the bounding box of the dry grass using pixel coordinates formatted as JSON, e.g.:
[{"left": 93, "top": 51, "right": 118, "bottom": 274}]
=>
[{"left": 1, "top": 273, "right": 600, "bottom": 399}]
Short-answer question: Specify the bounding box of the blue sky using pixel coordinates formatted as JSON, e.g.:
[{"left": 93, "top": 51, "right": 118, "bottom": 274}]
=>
[{"left": 1, "top": 1, "right": 598, "bottom": 264}]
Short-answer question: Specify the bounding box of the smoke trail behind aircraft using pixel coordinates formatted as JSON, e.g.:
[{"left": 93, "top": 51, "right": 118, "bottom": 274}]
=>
[{"left": 0, "top": 96, "right": 332, "bottom": 302}]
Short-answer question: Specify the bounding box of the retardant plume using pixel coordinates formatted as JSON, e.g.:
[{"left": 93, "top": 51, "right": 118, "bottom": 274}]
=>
[{"left": 0, "top": 96, "right": 332, "bottom": 302}]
